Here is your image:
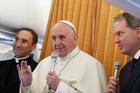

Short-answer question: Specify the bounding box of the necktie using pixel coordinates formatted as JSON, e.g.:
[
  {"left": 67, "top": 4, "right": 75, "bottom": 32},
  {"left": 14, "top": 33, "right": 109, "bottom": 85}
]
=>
[
  {"left": 125, "top": 58, "right": 136, "bottom": 80},
  {"left": 121, "top": 58, "right": 137, "bottom": 92}
]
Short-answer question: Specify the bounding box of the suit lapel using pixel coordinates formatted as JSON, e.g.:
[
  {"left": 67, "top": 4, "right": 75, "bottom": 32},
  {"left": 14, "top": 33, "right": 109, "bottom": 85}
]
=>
[{"left": 127, "top": 58, "right": 140, "bottom": 92}]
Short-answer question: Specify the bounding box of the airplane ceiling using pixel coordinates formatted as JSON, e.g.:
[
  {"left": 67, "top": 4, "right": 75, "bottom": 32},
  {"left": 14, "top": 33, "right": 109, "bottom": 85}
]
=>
[
  {"left": 106, "top": 0, "right": 140, "bottom": 19},
  {"left": 0, "top": 0, "right": 52, "bottom": 38}
]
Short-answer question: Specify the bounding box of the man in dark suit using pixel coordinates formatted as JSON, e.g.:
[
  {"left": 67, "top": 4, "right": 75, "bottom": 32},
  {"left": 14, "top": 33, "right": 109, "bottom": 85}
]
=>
[
  {"left": 107, "top": 12, "right": 140, "bottom": 93},
  {"left": 0, "top": 28, "right": 38, "bottom": 93}
]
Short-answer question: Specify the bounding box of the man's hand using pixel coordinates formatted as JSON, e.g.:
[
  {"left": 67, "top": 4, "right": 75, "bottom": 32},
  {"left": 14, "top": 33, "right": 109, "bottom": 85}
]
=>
[
  {"left": 107, "top": 77, "right": 120, "bottom": 93},
  {"left": 17, "top": 61, "right": 32, "bottom": 87},
  {"left": 47, "top": 71, "right": 60, "bottom": 91}
]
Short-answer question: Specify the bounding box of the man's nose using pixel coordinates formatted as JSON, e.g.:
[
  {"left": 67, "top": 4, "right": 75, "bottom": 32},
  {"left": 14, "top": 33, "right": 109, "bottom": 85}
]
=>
[
  {"left": 54, "top": 38, "right": 61, "bottom": 45},
  {"left": 114, "top": 37, "right": 120, "bottom": 43},
  {"left": 14, "top": 40, "right": 22, "bottom": 46}
]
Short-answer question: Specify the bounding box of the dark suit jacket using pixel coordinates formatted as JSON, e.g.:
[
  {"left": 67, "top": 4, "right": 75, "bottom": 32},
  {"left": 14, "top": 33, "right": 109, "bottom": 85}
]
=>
[
  {"left": 0, "top": 56, "right": 38, "bottom": 93},
  {"left": 119, "top": 57, "right": 140, "bottom": 93}
]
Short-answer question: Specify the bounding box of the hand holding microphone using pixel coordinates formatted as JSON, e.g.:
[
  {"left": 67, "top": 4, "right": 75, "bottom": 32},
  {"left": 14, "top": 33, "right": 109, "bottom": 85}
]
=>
[
  {"left": 47, "top": 71, "right": 60, "bottom": 91},
  {"left": 107, "top": 61, "right": 121, "bottom": 93}
]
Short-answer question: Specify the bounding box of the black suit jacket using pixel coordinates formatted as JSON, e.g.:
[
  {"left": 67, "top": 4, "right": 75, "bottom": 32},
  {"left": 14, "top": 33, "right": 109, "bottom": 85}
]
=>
[
  {"left": 0, "top": 56, "right": 38, "bottom": 93},
  {"left": 119, "top": 57, "right": 140, "bottom": 93}
]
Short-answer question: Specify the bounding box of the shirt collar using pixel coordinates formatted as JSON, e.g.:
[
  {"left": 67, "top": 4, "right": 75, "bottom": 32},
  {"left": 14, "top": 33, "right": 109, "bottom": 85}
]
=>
[
  {"left": 134, "top": 49, "right": 140, "bottom": 60},
  {"left": 14, "top": 55, "right": 30, "bottom": 63}
]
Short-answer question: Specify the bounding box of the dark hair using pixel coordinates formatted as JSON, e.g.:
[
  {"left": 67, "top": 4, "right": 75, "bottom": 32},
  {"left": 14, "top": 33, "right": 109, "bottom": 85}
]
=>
[
  {"left": 114, "top": 12, "right": 140, "bottom": 29},
  {"left": 16, "top": 28, "right": 38, "bottom": 44}
]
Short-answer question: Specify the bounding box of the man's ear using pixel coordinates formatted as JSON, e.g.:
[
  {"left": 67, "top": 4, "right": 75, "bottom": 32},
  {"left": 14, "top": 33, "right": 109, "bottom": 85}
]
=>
[
  {"left": 31, "top": 44, "right": 37, "bottom": 51},
  {"left": 74, "top": 33, "right": 78, "bottom": 40},
  {"left": 136, "top": 27, "right": 140, "bottom": 37}
]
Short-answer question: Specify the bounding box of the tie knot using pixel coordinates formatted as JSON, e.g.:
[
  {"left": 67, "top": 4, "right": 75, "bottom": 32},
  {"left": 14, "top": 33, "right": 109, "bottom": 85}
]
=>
[
  {"left": 131, "top": 58, "right": 138, "bottom": 65},
  {"left": 132, "top": 58, "right": 137, "bottom": 62}
]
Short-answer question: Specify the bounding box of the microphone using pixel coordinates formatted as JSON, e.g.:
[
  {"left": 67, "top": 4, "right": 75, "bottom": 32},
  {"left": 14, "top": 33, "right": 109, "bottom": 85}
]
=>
[
  {"left": 49, "top": 52, "right": 58, "bottom": 91},
  {"left": 50, "top": 51, "right": 58, "bottom": 71},
  {"left": 113, "top": 61, "right": 121, "bottom": 78}
]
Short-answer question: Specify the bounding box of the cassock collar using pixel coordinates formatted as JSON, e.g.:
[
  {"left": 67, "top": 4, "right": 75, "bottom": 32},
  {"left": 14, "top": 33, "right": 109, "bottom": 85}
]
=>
[
  {"left": 14, "top": 55, "right": 30, "bottom": 63},
  {"left": 59, "top": 46, "right": 80, "bottom": 61}
]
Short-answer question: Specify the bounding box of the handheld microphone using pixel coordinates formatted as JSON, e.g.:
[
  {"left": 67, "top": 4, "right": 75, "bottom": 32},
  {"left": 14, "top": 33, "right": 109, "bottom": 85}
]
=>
[
  {"left": 50, "top": 51, "right": 58, "bottom": 71},
  {"left": 113, "top": 61, "right": 121, "bottom": 78},
  {"left": 49, "top": 52, "right": 58, "bottom": 91}
]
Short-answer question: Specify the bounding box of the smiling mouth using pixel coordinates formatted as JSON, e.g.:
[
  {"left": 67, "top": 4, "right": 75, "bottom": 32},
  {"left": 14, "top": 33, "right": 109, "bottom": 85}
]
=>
[{"left": 56, "top": 46, "right": 64, "bottom": 49}]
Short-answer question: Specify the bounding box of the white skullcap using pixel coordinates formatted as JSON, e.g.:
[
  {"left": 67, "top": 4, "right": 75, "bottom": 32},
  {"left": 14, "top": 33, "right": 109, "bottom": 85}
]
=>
[{"left": 58, "top": 20, "right": 76, "bottom": 32}]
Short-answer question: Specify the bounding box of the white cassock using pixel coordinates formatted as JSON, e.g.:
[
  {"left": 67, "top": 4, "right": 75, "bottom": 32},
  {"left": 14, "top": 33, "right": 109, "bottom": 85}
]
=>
[{"left": 20, "top": 47, "right": 107, "bottom": 93}]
